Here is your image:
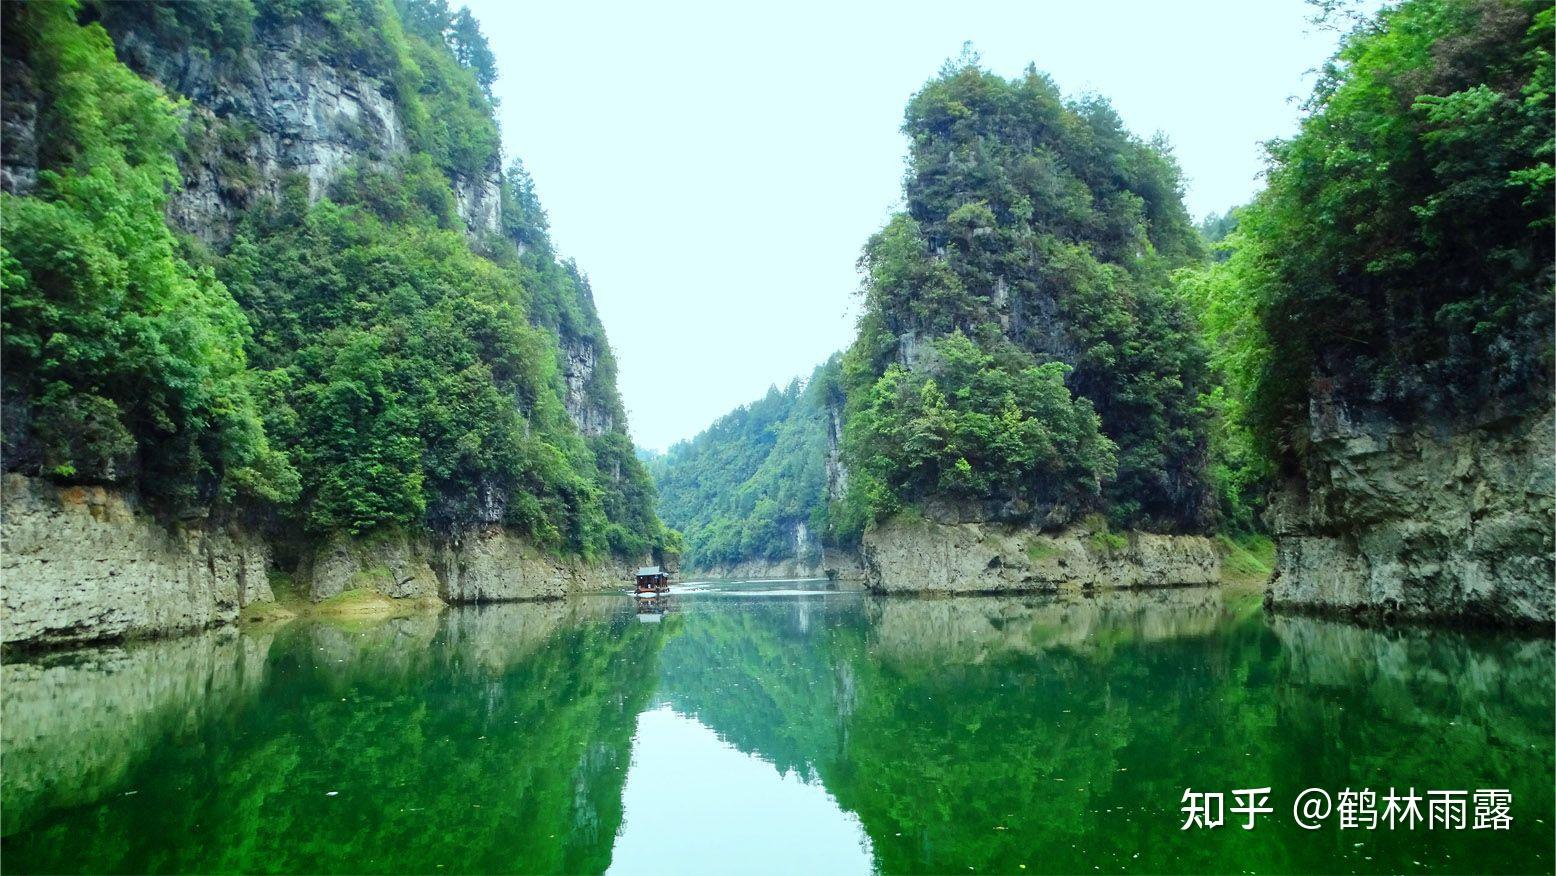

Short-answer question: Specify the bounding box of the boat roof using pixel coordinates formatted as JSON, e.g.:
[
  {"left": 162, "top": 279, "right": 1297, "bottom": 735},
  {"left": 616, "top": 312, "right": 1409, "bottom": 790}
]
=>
[{"left": 636, "top": 566, "right": 664, "bottom": 576}]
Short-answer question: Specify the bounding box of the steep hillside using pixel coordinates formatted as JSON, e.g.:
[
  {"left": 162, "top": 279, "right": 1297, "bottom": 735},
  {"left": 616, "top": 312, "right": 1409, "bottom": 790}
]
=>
[
  {"left": 835, "top": 58, "right": 1215, "bottom": 541},
  {"left": 648, "top": 358, "right": 850, "bottom": 576},
  {"left": 0, "top": 0, "right": 668, "bottom": 645},
  {"left": 1183, "top": 0, "right": 1553, "bottom": 625},
  {"left": 830, "top": 58, "right": 1220, "bottom": 592}
]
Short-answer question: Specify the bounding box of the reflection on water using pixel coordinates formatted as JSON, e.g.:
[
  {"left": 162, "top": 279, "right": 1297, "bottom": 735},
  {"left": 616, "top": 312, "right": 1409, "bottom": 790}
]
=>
[
  {"left": 3, "top": 584, "right": 1551, "bottom": 874},
  {"left": 608, "top": 705, "right": 873, "bottom": 876}
]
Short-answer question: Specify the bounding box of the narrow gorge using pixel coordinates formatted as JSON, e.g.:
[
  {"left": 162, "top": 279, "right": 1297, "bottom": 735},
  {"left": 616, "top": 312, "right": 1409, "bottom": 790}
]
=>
[
  {"left": 3, "top": 0, "right": 1551, "bottom": 650},
  {"left": 2, "top": 0, "right": 668, "bottom": 647}
]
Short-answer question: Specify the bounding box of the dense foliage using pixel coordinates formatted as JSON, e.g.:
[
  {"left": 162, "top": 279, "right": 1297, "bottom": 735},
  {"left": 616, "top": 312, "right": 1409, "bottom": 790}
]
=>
[
  {"left": 649, "top": 359, "right": 842, "bottom": 569},
  {"left": 838, "top": 58, "right": 1215, "bottom": 537},
  {"left": 3, "top": 0, "right": 668, "bottom": 558},
  {"left": 0, "top": 0, "right": 297, "bottom": 511},
  {"left": 840, "top": 331, "right": 1115, "bottom": 533},
  {"left": 1201, "top": 0, "right": 1553, "bottom": 471}
]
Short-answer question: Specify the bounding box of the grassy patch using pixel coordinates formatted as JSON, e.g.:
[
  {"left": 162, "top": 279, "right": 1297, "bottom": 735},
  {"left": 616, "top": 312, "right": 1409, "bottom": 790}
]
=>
[
  {"left": 1025, "top": 540, "right": 1059, "bottom": 563},
  {"left": 348, "top": 564, "right": 394, "bottom": 590},
  {"left": 267, "top": 569, "right": 299, "bottom": 601},
  {"left": 307, "top": 587, "right": 427, "bottom": 622},
  {"left": 1082, "top": 513, "right": 1128, "bottom": 554},
  {"left": 1217, "top": 532, "right": 1275, "bottom": 586}
]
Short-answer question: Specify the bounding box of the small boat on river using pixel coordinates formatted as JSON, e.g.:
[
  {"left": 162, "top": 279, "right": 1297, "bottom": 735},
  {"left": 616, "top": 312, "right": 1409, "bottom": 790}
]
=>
[{"left": 634, "top": 565, "right": 671, "bottom": 597}]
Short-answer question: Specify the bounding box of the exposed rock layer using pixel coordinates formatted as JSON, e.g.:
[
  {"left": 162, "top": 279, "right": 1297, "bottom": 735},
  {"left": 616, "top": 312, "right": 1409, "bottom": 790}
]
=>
[
  {"left": 300, "top": 526, "right": 635, "bottom": 605},
  {"left": 1266, "top": 404, "right": 1554, "bottom": 627},
  {"left": 100, "top": 17, "right": 502, "bottom": 243},
  {"left": 2, "top": 476, "right": 631, "bottom": 648},
  {"left": 1, "top": 474, "right": 272, "bottom": 647},
  {"left": 859, "top": 516, "right": 1220, "bottom": 594}
]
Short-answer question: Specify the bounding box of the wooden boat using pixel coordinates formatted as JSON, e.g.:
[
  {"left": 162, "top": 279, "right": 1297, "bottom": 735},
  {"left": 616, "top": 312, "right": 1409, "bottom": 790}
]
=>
[{"left": 634, "top": 565, "right": 671, "bottom": 596}]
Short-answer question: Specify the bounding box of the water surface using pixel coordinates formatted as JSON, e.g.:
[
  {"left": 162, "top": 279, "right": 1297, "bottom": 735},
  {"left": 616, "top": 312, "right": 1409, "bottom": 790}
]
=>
[{"left": 4, "top": 582, "right": 1551, "bottom": 873}]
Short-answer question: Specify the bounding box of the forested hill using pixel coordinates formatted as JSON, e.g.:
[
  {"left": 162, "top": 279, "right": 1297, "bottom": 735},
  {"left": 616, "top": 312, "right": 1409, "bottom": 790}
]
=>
[
  {"left": 831, "top": 56, "right": 1216, "bottom": 541},
  {"left": 648, "top": 359, "right": 844, "bottom": 571},
  {"left": 1, "top": 0, "right": 669, "bottom": 560}
]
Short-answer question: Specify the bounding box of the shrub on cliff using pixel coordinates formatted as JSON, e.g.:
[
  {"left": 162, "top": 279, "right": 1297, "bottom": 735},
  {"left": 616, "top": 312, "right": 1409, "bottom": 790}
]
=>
[{"left": 838, "top": 331, "right": 1115, "bottom": 536}]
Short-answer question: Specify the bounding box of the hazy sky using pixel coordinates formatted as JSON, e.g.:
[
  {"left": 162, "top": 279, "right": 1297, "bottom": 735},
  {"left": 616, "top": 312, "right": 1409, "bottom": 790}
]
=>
[{"left": 466, "top": 0, "right": 1359, "bottom": 451}]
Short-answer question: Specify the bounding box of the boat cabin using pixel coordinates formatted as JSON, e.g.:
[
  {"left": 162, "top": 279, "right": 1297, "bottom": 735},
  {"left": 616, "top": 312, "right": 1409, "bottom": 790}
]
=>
[{"left": 635, "top": 566, "right": 670, "bottom": 594}]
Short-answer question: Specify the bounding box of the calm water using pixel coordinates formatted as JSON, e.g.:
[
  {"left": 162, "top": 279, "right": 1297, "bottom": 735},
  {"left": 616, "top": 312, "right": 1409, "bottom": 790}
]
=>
[{"left": 3, "top": 582, "right": 1552, "bottom": 874}]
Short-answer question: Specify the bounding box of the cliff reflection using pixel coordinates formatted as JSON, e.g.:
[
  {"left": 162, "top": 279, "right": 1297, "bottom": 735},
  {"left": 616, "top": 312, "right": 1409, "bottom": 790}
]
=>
[
  {"left": 2, "top": 626, "right": 274, "bottom": 836},
  {"left": 4, "top": 588, "right": 1549, "bottom": 875},
  {"left": 3, "top": 598, "right": 667, "bottom": 874},
  {"left": 655, "top": 588, "right": 1552, "bottom": 875},
  {"left": 864, "top": 586, "right": 1227, "bottom": 664}
]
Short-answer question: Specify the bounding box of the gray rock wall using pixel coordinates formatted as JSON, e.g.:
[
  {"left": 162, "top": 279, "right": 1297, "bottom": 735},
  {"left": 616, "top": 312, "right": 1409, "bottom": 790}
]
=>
[
  {"left": 1, "top": 475, "right": 272, "bottom": 648},
  {"left": 1266, "top": 403, "right": 1554, "bottom": 627},
  {"left": 94, "top": 17, "right": 503, "bottom": 244},
  {"left": 561, "top": 339, "right": 614, "bottom": 437},
  {"left": 860, "top": 515, "right": 1220, "bottom": 594},
  {"left": 433, "top": 527, "right": 620, "bottom": 602},
  {"left": 300, "top": 531, "right": 442, "bottom": 602},
  {"left": 302, "top": 526, "right": 634, "bottom": 604},
  {"left": 0, "top": 475, "right": 631, "bottom": 648}
]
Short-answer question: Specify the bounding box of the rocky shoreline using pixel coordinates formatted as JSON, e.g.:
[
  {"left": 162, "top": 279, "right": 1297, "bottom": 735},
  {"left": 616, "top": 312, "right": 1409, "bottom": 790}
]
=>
[
  {"left": 1264, "top": 403, "right": 1554, "bottom": 629},
  {"left": 0, "top": 475, "right": 634, "bottom": 649},
  {"left": 859, "top": 515, "right": 1221, "bottom": 595}
]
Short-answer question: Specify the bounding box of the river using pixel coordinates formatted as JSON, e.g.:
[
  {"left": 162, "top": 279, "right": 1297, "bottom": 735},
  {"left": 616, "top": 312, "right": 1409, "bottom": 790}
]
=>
[{"left": 3, "top": 581, "right": 1551, "bottom": 873}]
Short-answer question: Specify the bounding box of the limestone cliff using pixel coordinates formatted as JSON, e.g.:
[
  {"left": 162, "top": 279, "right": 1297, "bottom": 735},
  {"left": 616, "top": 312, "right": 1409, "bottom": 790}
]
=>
[
  {"left": 1, "top": 474, "right": 632, "bottom": 648},
  {"left": 296, "top": 527, "right": 618, "bottom": 606},
  {"left": 101, "top": 11, "right": 499, "bottom": 243},
  {"left": 0, "top": 2, "right": 659, "bottom": 649},
  {"left": 3, "top": 4, "right": 623, "bottom": 443},
  {"left": 860, "top": 515, "right": 1219, "bottom": 595},
  {"left": 1265, "top": 402, "right": 1554, "bottom": 627},
  {"left": 92, "top": 7, "right": 617, "bottom": 440},
  {"left": 1, "top": 475, "right": 272, "bottom": 647}
]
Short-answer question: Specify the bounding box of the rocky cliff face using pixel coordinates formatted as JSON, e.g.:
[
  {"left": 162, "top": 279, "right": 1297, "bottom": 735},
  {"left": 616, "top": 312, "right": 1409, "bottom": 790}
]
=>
[
  {"left": 0, "top": 6, "right": 657, "bottom": 650},
  {"left": 103, "top": 10, "right": 617, "bottom": 457},
  {"left": 860, "top": 515, "right": 1220, "bottom": 594},
  {"left": 288, "top": 526, "right": 632, "bottom": 604},
  {"left": 99, "top": 16, "right": 499, "bottom": 244},
  {"left": 561, "top": 338, "right": 613, "bottom": 437},
  {"left": 1, "top": 475, "right": 273, "bottom": 648},
  {"left": 1266, "top": 402, "right": 1554, "bottom": 627},
  {"left": 0, "top": 474, "right": 632, "bottom": 648}
]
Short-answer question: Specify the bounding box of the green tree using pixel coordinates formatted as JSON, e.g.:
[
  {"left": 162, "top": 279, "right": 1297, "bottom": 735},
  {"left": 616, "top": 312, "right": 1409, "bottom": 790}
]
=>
[
  {"left": 0, "top": 0, "right": 296, "bottom": 511},
  {"left": 1232, "top": 0, "right": 1553, "bottom": 467}
]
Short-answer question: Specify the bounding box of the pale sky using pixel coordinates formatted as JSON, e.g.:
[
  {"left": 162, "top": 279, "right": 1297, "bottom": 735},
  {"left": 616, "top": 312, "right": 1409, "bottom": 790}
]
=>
[{"left": 467, "top": 0, "right": 1365, "bottom": 451}]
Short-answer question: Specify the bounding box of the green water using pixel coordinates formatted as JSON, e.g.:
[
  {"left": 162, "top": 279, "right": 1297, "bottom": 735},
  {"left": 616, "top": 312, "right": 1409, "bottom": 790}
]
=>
[{"left": 3, "top": 582, "right": 1551, "bottom": 874}]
